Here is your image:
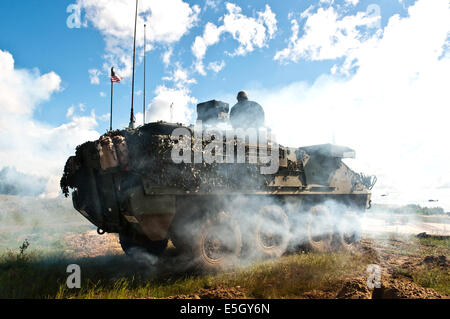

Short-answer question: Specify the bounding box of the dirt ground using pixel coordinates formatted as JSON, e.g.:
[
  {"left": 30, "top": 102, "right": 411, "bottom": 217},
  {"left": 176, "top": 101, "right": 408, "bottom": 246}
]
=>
[
  {"left": 328, "top": 238, "right": 448, "bottom": 299},
  {"left": 62, "top": 231, "right": 449, "bottom": 299},
  {"left": 63, "top": 230, "right": 124, "bottom": 258}
]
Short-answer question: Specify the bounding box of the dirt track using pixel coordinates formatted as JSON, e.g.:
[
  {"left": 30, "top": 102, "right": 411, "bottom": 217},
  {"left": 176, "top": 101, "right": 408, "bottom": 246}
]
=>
[
  {"left": 63, "top": 231, "right": 449, "bottom": 299},
  {"left": 328, "top": 238, "right": 448, "bottom": 299},
  {"left": 157, "top": 236, "right": 449, "bottom": 299}
]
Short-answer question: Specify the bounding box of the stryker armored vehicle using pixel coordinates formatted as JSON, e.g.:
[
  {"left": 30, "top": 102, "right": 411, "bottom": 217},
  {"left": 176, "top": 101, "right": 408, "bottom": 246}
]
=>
[{"left": 61, "top": 100, "right": 376, "bottom": 270}]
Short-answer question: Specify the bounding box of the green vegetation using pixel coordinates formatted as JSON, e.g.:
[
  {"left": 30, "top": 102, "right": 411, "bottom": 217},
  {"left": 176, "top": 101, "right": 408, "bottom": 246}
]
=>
[
  {"left": 417, "top": 236, "right": 450, "bottom": 250},
  {"left": 212, "top": 252, "right": 372, "bottom": 299},
  {"left": 372, "top": 203, "right": 447, "bottom": 215},
  {"left": 396, "top": 204, "right": 445, "bottom": 215},
  {"left": 0, "top": 194, "right": 93, "bottom": 252},
  {"left": 389, "top": 235, "right": 450, "bottom": 295},
  {"left": 1, "top": 233, "right": 448, "bottom": 299},
  {"left": 394, "top": 262, "right": 449, "bottom": 295},
  {"left": 411, "top": 266, "right": 450, "bottom": 294},
  {"left": 0, "top": 241, "right": 372, "bottom": 299},
  {"left": 413, "top": 236, "right": 449, "bottom": 295},
  {"left": 0, "top": 195, "right": 448, "bottom": 299}
]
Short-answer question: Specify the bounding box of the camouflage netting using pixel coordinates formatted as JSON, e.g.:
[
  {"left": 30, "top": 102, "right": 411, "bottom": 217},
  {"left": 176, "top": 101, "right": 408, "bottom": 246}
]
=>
[
  {"left": 60, "top": 158, "right": 74, "bottom": 197},
  {"left": 121, "top": 129, "right": 275, "bottom": 192},
  {"left": 61, "top": 127, "right": 278, "bottom": 196},
  {"left": 60, "top": 141, "right": 91, "bottom": 197}
]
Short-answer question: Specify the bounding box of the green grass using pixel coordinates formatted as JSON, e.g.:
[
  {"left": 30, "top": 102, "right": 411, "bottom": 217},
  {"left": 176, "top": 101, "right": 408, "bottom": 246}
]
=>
[
  {"left": 1, "top": 234, "right": 448, "bottom": 299},
  {"left": 394, "top": 264, "right": 449, "bottom": 295},
  {"left": 404, "top": 235, "right": 450, "bottom": 257},
  {"left": 0, "top": 245, "right": 372, "bottom": 299},
  {"left": 417, "top": 236, "right": 450, "bottom": 250},
  {"left": 367, "top": 232, "right": 450, "bottom": 256},
  {"left": 412, "top": 266, "right": 450, "bottom": 295},
  {"left": 389, "top": 235, "right": 449, "bottom": 295},
  {"left": 0, "top": 194, "right": 93, "bottom": 252},
  {"left": 213, "top": 252, "right": 372, "bottom": 298},
  {"left": 1, "top": 195, "right": 448, "bottom": 299}
]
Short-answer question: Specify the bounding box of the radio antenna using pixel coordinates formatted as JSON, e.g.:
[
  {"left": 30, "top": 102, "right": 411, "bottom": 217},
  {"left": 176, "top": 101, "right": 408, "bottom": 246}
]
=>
[
  {"left": 128, "top": 0, "right": 138, "bottom": 129},
  {"left": 143, "top": 23, "right": 147, "bottom": 125}
]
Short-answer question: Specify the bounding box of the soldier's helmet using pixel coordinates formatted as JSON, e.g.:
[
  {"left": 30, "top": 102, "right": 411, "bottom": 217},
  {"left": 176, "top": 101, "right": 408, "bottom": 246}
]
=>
[{"left": 237, "top": 91, "right": 249, "bottom": 102}]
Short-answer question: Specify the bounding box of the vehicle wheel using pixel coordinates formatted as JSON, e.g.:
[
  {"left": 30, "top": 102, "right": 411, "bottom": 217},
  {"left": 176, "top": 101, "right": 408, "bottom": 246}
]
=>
[
  {"left": 335, "top": 211, "right": 361, "bottom": 250},
  {"left": 169, "top": 210, "right": 197, "bottom": 252},
  {"left": 305, "top": 205, "right": 333, "bottom": 252},
  {"left": 191, "top": 212, "right": 242, "bottom": 272},
  {"left": 252, "top": 205, "right": 290, "bottom": 259},
  {"left": 119, "top": 234, "right": 168, "bottom": 256}
]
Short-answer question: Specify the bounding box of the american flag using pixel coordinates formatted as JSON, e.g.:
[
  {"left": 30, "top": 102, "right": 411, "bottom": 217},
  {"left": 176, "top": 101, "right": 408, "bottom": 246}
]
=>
[{"left": 110, "top": 67, "right": 121, "bottom": 83}]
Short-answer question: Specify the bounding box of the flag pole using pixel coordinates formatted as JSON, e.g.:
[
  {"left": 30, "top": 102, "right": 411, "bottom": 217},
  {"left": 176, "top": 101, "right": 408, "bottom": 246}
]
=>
[
  {"left": 143, "top": 23, "right": 146, "bottom": 125},
  {"left": 110, "top": 67, "right": 116, "bottom": 131},
  {"left": 110, "top": 76, "right": 113, "bottom": 131},
  {"left": 129, "top": 0, "right": 138, "bottom": 129}
]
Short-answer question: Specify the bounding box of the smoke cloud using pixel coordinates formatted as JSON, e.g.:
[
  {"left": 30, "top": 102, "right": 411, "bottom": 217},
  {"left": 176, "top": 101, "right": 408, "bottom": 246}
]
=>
[
  {"left": 241, "top": 0, "right": 450, "bottom": 210},
  {"left": 0, "top": 49, "right": 100, "bottom": 197}
]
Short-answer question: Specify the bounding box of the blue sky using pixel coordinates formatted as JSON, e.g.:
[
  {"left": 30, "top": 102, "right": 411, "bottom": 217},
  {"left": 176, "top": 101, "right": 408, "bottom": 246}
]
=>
[
  {"left": 0, "top": 0, "right": 449, "bottom": 208},
  {"left": 0, "top": 0, "right": 406, "bottom": 129}
]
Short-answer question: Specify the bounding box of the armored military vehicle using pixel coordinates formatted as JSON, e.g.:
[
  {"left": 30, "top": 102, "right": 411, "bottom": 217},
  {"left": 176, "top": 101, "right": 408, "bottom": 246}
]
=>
[{"left": 61, "top": 100, "right": 376, "bottom": 270}]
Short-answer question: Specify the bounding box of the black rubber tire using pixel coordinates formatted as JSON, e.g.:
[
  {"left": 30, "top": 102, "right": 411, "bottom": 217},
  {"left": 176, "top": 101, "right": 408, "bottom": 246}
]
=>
[
  {"left": 305, "top": 205, "right": 334, "bottom": 252},
  {"left": 168, "top": 198, "right": 208, "bottom": 253},
  {"left": 335, "top": 211, "right": 362, "bottom": 251},
  {"left": 190, "top": 212, "right": 242, "bottom": 272},
  {"left": 119, "top": 234, "right": 168, "bottom": 256},
  {"left": 169, "top": 210, "right": 198, "bottom": 252},
  {"left": 251, "top": 205, "right": 290, "bottom": 259}
]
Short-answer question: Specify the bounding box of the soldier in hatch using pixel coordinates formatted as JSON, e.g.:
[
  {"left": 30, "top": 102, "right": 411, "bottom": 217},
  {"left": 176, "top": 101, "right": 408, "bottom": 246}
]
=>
[{"left": 229, "top": 91, "right": 265, "bottom": 129}]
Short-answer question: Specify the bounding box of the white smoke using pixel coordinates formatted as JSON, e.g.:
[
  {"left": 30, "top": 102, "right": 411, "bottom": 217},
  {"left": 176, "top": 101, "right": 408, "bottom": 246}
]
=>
[
  {"left": 0, "top": 49, "right": 100, "bottom": 197},
  {"left": 246, "top": 0, "right": 450, "bottom": 210}
]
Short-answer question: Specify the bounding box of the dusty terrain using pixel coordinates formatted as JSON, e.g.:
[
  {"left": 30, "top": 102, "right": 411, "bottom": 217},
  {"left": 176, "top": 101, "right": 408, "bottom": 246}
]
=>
[
  {"left": 61, "top": 231, "right": 449, "bottom": 299},
  {"left": 63, "top": 230, "right": 124, "bottom": 258},
  {"left": 1, "top": 194, "right": 447, "bottom": 299}
]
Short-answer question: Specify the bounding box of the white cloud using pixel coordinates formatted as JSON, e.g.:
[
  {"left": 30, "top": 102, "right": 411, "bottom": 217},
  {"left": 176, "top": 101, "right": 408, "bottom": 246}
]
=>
[
  {"left": 256, "top": 4, "right": 277, "bottom": 39},
  {"left": 162, "top": 47, "right": 173, "bottom": 66},
  {"left": 192, "top": 3, "right": 277, "bottom": 75},
  {"left": 98, "top": 113, "right": 110, "bottom": 122},
  {"left": 162, "top": 64, "right": 197, "bottom": 88},
  {"left": 66, "top": 105, "right": 75, "bottom": 118},
  {"left": 319, "top": 0, "right": 359, "bottom": 7},
  {"left": 0, "top": 49, "right": 100, "bottom": 197},
  {"left": 205, "top": 0, "right": 221, "bottom": 11},
  {"left": 257, "top": 0, "right": 450, "bottom": 208},
  {"left": 274, "top": 5, "right": 381, "bottom": 73},
  {"left": 208, "top": 60, "right": 226, "bottom": 73},
  {"left": 100, "top": 91, "right": 106, "bottom": 98},
  {"left": 222, "top": 3, "right": 277, "bottom": 56},
  {"left": 345, "top": 0, "right": 359, "bottom": 5},
  {"left": 146, "top": 85, "right": 197, "bottom": 124},
  {"left": 88, "top": 68, "right": 101, "bottom": 84},
  {"left": 0, "top": 52, "right": 61, "bottom": 116},
  {"left": 77, "top": 0, "right": 201, "bottom": 78}
]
